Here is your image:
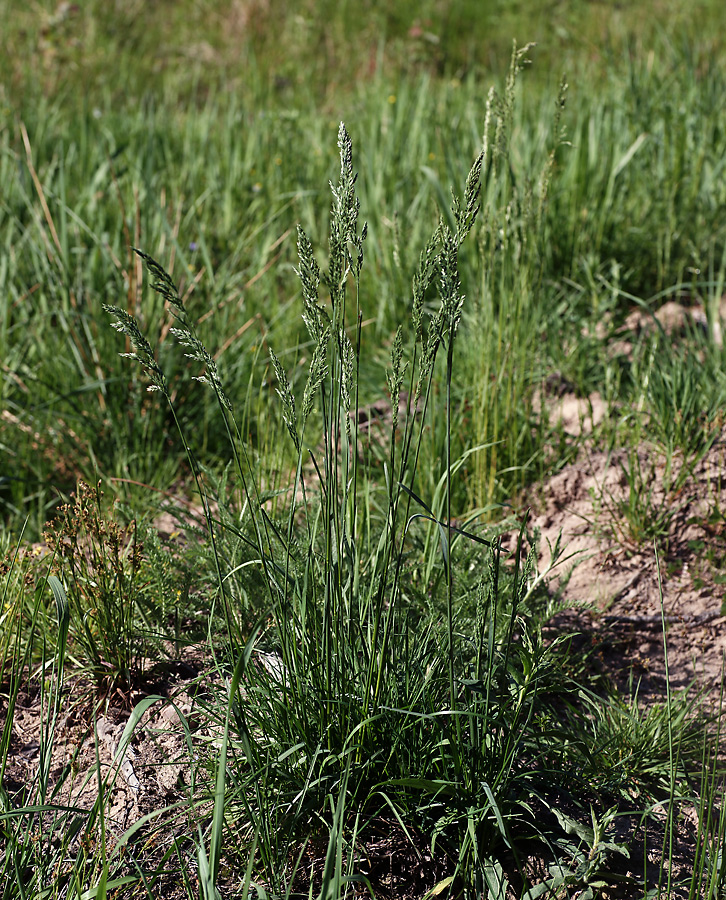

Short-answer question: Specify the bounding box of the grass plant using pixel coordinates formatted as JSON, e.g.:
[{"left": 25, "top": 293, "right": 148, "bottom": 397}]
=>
[
  {"left": 2, "top": 4, "right": 726, "bottom": 897},
  {"left": 43, "top": 480, "right": 149, "bottom": 698},
  {"left": 94, "top": 108, "right": 719, "bottom": 896}
]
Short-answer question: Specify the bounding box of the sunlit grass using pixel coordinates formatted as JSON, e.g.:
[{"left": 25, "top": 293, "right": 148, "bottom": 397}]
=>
[{"left": 3, "top": 3, "right": 726, "bottom": 896}]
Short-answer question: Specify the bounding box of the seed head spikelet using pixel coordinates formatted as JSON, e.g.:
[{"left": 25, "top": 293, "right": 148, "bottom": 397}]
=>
[
  {"left": 170, "top": 327, "right": 233, "bottom": 411},
  {"left": 302, "top": 331, "right": 330, "bottom": 424},
  {"left": 537, "top": 76, "right": 569, "bottom": 227},
  {"left": 439, "top": 227, "right": 464, "bottom": 337},
  {"left": 133, "top": 248, "right": 185, "bottom": 318},
  {"left": 103, "top": 305, "right": 168, "bottom": 395},
  {"left": 492, "top": 42, "right": 535, "bottom": 167},
  {"left": 386, "top": 326, "right": 407, "bottom": 433},
  {"left": 456, "top": 149, "right": 484, "bottom": 245},
  {"left": 131, "top": 249, "right": 233, "bottom": 412},
  {"left": 295, "top": 225, "right": 329, "bottom": 342},
  {"left": 340, "top": 329, "right": 356, "bottom": 439},
  {"left": 412, "top": 226, "right": 443, "bottom": 342},
  {"left": 328, "top": 123, "right": 367, "bottom": 308},
  {"left": 269, "top": 348, "right": 300, "bottom": 451},
  {"left": 482, "top": 85, "right": 495, "bottom": 175}
]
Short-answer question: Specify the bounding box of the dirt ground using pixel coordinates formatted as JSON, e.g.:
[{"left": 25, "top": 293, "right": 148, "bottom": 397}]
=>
[{"left": 532, "top": 389, "right": 726, "bottom": 703}]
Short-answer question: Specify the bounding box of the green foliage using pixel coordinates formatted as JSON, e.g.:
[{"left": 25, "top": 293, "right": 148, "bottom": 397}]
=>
[
  {"left": 3, "top": 6, "right": 726, "bottom": 896},
  {"left": 3, "top": 32, "right": 726, "bottom": 537},
  {"left": 44, "top": 480, "right": 155, "bottom": 695},
  {"left": 94, "top": 114, "right": 713, "bottom": 897}
]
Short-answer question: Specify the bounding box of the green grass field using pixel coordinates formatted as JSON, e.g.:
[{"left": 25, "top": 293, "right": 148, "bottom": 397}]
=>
[{"left": 3, "top": 1, "right": 726, "bottom": 897}]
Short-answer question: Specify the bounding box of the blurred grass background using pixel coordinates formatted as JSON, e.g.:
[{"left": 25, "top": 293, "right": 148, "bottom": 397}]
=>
[
  {"left": 2, "top": 0, "right": 724, "bottom": 104},
  {"left": 2, "top": 0, "right": 726, "bottom": 538}
]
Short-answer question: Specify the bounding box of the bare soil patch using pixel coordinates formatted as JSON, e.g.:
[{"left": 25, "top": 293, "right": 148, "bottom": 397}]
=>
[{"left": 530, "top": 411, "right": 726, "bottom": 702}]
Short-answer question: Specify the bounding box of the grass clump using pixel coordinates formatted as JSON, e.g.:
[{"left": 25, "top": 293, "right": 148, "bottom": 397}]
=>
[
  {"left": 44, "top": 481, "right": 146, "bottom": 697},
  {"left": 94, "top": 103, "right": 718, "bottom": 896},
  {"left": 3, "top": 18, "right": 726, "bottom": 896}
]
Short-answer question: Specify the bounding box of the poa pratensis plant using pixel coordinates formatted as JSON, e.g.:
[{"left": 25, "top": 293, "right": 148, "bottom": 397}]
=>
[{"left": 105, "top": 111, "right": 662, "bottom": 896}]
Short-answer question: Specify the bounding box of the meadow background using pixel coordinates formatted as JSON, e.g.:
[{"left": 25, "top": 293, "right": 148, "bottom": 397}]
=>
[{"left": 3, "top": 1, "right": 726, "bottom": 897}]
